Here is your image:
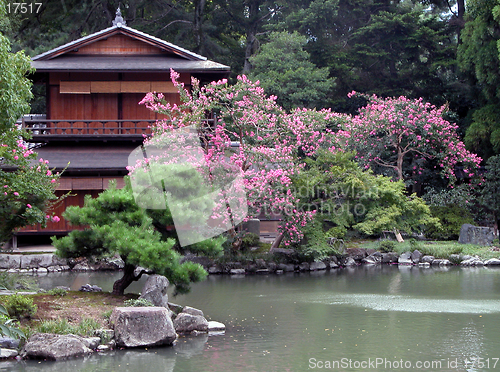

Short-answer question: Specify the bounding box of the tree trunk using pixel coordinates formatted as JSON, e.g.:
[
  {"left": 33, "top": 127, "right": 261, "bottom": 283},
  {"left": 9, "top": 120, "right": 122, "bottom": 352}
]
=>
[
  {"left": 193, "top": 0, "right": 207, "bottom": 54},
  {"left": 269, "top": 233, "right": 284, "bottom": 252},
  {"left": 396, "top": 148, "right": 404, "bottom": 181},
  {"left": 243, "top": 0, "right": 261, "bottom": 73},
  {"left": 112, "top": 263, "right": 138, "bottom": 295}
]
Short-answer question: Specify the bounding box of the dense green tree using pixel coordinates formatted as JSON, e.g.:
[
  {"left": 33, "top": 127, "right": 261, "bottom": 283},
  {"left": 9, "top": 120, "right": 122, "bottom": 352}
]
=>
[
  {"left": 248, "top": 31, "right": 335, "bottom": 110},
  {"left": 291, "top": 150, "right": 440, "bottom": 252},
  {"left": 282, "top": 0, "right": 458, "bottom": 111},
  {"left": 458, "top": 0, "right": 500, "bottom": 159},
  {"left": 0, "top": 0, "right": 60, "bottom": 246},
  {"left": 480, "top": 155, "right": 500, "bottom": 232},
  {"left": 52, "top": 179, "right": 224, "bottom": 295}
]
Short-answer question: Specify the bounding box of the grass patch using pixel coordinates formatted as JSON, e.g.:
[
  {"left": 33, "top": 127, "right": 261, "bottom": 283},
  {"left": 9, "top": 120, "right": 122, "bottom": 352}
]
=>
[
  {"left": 24, "top": 318, "right": 102, "bottom": 339},
  {"left": 354, "top": 239, "right": 500, "bottom": 259}
]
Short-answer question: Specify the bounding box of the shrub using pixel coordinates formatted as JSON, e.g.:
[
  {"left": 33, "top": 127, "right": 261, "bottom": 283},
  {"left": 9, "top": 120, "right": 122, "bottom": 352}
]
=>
[
  {"left": 425, "top": 205, "right": 474, "bottom": 240},
  {"left": 3, "top": 294, "right": 37, "bottom": 319},
  {"left": 47, "top": 288, "right": 68, "bottom": 297},
  {"left": 379, "top": 240, "right": 396, "bottom": 253},
  {"left": 241, "top": 232, "right": 260, "bottom": 250},
  {"left": 123, "top": 298, "right": 155, "bottom": 307}
]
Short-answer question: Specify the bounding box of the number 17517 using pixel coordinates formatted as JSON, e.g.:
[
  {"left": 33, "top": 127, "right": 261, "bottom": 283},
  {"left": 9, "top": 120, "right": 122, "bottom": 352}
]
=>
[{"left": 6, "top": 2, "right": 42, "bottom": 14}]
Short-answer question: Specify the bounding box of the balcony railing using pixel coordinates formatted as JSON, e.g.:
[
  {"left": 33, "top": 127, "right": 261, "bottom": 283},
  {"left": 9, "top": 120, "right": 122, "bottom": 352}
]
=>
[{"left": 22, "top": 119, "right": 156, "bottom": 141}]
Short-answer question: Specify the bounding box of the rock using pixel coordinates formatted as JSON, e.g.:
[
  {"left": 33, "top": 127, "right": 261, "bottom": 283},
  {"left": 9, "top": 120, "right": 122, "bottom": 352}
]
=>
[
  {"left": 362, "top": 254, "right": 381, "bottom": 265},
  {"left": 343, "top": 257, "right": 357, "bottom": 267},
  {"left": 111, "top": 307, "right": 176, "bottom": 348},
  {"left": 97, "top": 345, "right": 111, "bottom": 352},
  {"left": 398, "top": 252, "right": 413, "bottom": 265},
  {"left": 461, "top": 257, "right": 484, "bottom": 266},
  {"left": 329, "top": 261, "right": 339, "bottom": 269},
  {"left": 310, "top": 261, "right": 327, "bottom": 271},
  {"left": 345, "top": 248, "right": 368, "bottom": 261},
  {"left": 484, "top": 258, "right": 500, "bottom": 265},
  {"left": 168, "top": 302, "right": 184, "bottom": 316},
  {"left": 0, "top": 336, "right": 19, "bottom": 349},
  {"left": 418, "top": 262, "right": 430, "bottom": 268},
  {"left": 182, "top": 306, "right": 204, "bottom": 317},
  {"left": 208, "top": 266, "right": 222, "bottom": 274},
  {"left": 79, "top": 284, "right": 102, "bottom": 292},
  {"left": 21, "top": 333, "right": 93, "bottom": 360},
  {"left": 298, "top": 262, "right": 310, "bottom": 271},
  {"left": 0, "top": 349, "right": 18, "bottom": 359},
  {"left": 92, "top": 256, "right": 125, "bottom": 270},
  {"left": 173, "top": 313, "right": 209, "bottom": 334},
  {"left": 20, "top": 254, "right": 67, "bottom": 270},
  {"left": 208, "top": 321, "right": 226, "bottom": 332},
  {"left": 381, "top": 253, "right": 398, "bottom": 264},
  {"left": 459, "top": 224, "right": 496, "bottom": 246},
  {"left": 73, "top": 262, "right": 91, "bottom": 271},
  {"left": 37, "top": 268, "right": 48, "bottom": 274},
  {"left": 432, "top": 259, "right": 451, "bottom": 266},
  {"left": 82, "top": 337, "right": 101, "bottom": 350},
  {"left": 411, "top": 250, "right": 423, "bottom": 264},
  {"left": 0, "top": 255, "right": 21, "bottom": 270},
  {"left": 256, "top": 268, "right": 270, "bottom": 274},
  {"left": 139, "top": 274, "right": 169, "bottom": 308},
  {"left": 277, "top": 263, "right": 295, "bottom": 272},
  {"left": 421, "top": 255, "right": 435, "bottom": 264},
  {"left": 230, "top": 268, "right": 245, "bottom": 275}
]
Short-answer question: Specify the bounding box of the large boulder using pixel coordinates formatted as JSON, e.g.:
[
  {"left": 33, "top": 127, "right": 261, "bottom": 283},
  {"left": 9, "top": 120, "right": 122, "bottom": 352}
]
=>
[
  {"left": 139, "top": 275, "right": 169, "bottom": 308},
  {"left": 398, "top": 252, "right": 413, "bottom": 265},
  {"left": 173, "top": 313, "right": 209, "bottom": 334},
  {"left": 21, "top": 333, "right": 94, "bottom": 360},
  {"left": 458, "top": 224, "right": 496, "bottom": 246},
  {"left": 111, "top": 307, "right": 176, "bottom": 348}
]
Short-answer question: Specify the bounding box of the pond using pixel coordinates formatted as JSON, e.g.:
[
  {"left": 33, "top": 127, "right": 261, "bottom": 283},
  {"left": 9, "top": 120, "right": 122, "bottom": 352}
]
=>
[{"left": 3, "top": 265, "right": 500, "bottom": 371}]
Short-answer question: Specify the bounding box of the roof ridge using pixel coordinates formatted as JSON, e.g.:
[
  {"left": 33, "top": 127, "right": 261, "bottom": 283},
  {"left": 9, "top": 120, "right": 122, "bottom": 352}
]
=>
[{"left": 32, "top": 24, "right": 207, "bottom": 62}]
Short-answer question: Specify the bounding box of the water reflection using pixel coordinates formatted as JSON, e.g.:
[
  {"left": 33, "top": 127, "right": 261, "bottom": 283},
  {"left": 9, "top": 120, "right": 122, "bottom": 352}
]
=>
[{"left": 6, "top": 266, "right": 500, "bottom": 371}]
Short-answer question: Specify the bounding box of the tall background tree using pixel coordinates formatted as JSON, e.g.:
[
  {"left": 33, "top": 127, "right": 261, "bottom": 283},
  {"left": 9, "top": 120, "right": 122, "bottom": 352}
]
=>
[
  {"left": 458, "top": 0, "right": 500, "bottom": 160},
  {"left": 0, "top": 0, "right": 60, "bottom": 245}
]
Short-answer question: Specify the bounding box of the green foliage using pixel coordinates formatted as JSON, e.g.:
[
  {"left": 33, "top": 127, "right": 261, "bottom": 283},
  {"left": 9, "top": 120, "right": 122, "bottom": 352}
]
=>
[
  {"left": 291, "top": 150, "right": 440, "bottom": 252},
  {"left": 3, "top": 294, "right": 37, "bottom": 319},
  {"left": 52, "top": 179, "right": 222, "bottom": 295},
  {"left": 480, "top": 154, "right": 500, "bottom": 227},
  {"left": 0, "top": 303, "right": 24, "bottom": 339},
  {"left": 248, "top": 31, "right": 335, "bottom": 111},
  {"left": 294, "top": 218, "right": 338, "bottom": 261},
  {"left": 425, "top": 205, "right": 475, "bottom": 240},
  {"left": 123, "top": 298, "right": 155, "bottom": 307},
  {"left": 241, "top": 232, "right": 260, "bottom": 249},
  {"left": 47, "top": 288, "right": 68, "bottom": 297},
  {"left": 0, "top": 12, "right": 60, "bottom": 244},
  {"left": 379, "top": 240, "right": 396, "bottom": 253}
]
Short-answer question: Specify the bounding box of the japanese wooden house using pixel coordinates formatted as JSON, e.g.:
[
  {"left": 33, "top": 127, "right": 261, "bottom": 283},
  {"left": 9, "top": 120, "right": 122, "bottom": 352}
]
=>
[{"left": 16, "top": 9, "right": 231, "bottom": 244}]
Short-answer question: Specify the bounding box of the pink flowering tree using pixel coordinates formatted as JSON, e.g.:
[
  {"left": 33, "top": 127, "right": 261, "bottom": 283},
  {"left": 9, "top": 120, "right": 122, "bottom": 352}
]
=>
[
  {"left": 0, "top": 32, "right": 60, "bottom": 246},
  {"left": 336, "top": 92, "right": 482, "bottom": 186},
  {"left": 135, "top": 70, "right": 341, "bottom": 249}
]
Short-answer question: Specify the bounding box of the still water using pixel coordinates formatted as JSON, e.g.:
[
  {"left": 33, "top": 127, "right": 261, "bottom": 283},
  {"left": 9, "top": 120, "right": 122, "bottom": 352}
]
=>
[{"left": 3, "top": 265, "right": 500, "bottom": 372}]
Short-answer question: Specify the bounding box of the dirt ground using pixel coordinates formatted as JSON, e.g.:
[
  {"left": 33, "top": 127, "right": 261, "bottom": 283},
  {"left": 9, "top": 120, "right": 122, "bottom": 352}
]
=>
[{"left": 21, "top": 292, "right": 138, "bottom": 329}]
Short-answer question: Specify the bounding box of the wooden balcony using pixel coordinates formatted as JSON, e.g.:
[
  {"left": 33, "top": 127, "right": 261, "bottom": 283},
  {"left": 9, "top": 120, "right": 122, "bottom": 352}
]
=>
[{"left": 22, "top": 118, "right": 156, "bottom": 142}]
